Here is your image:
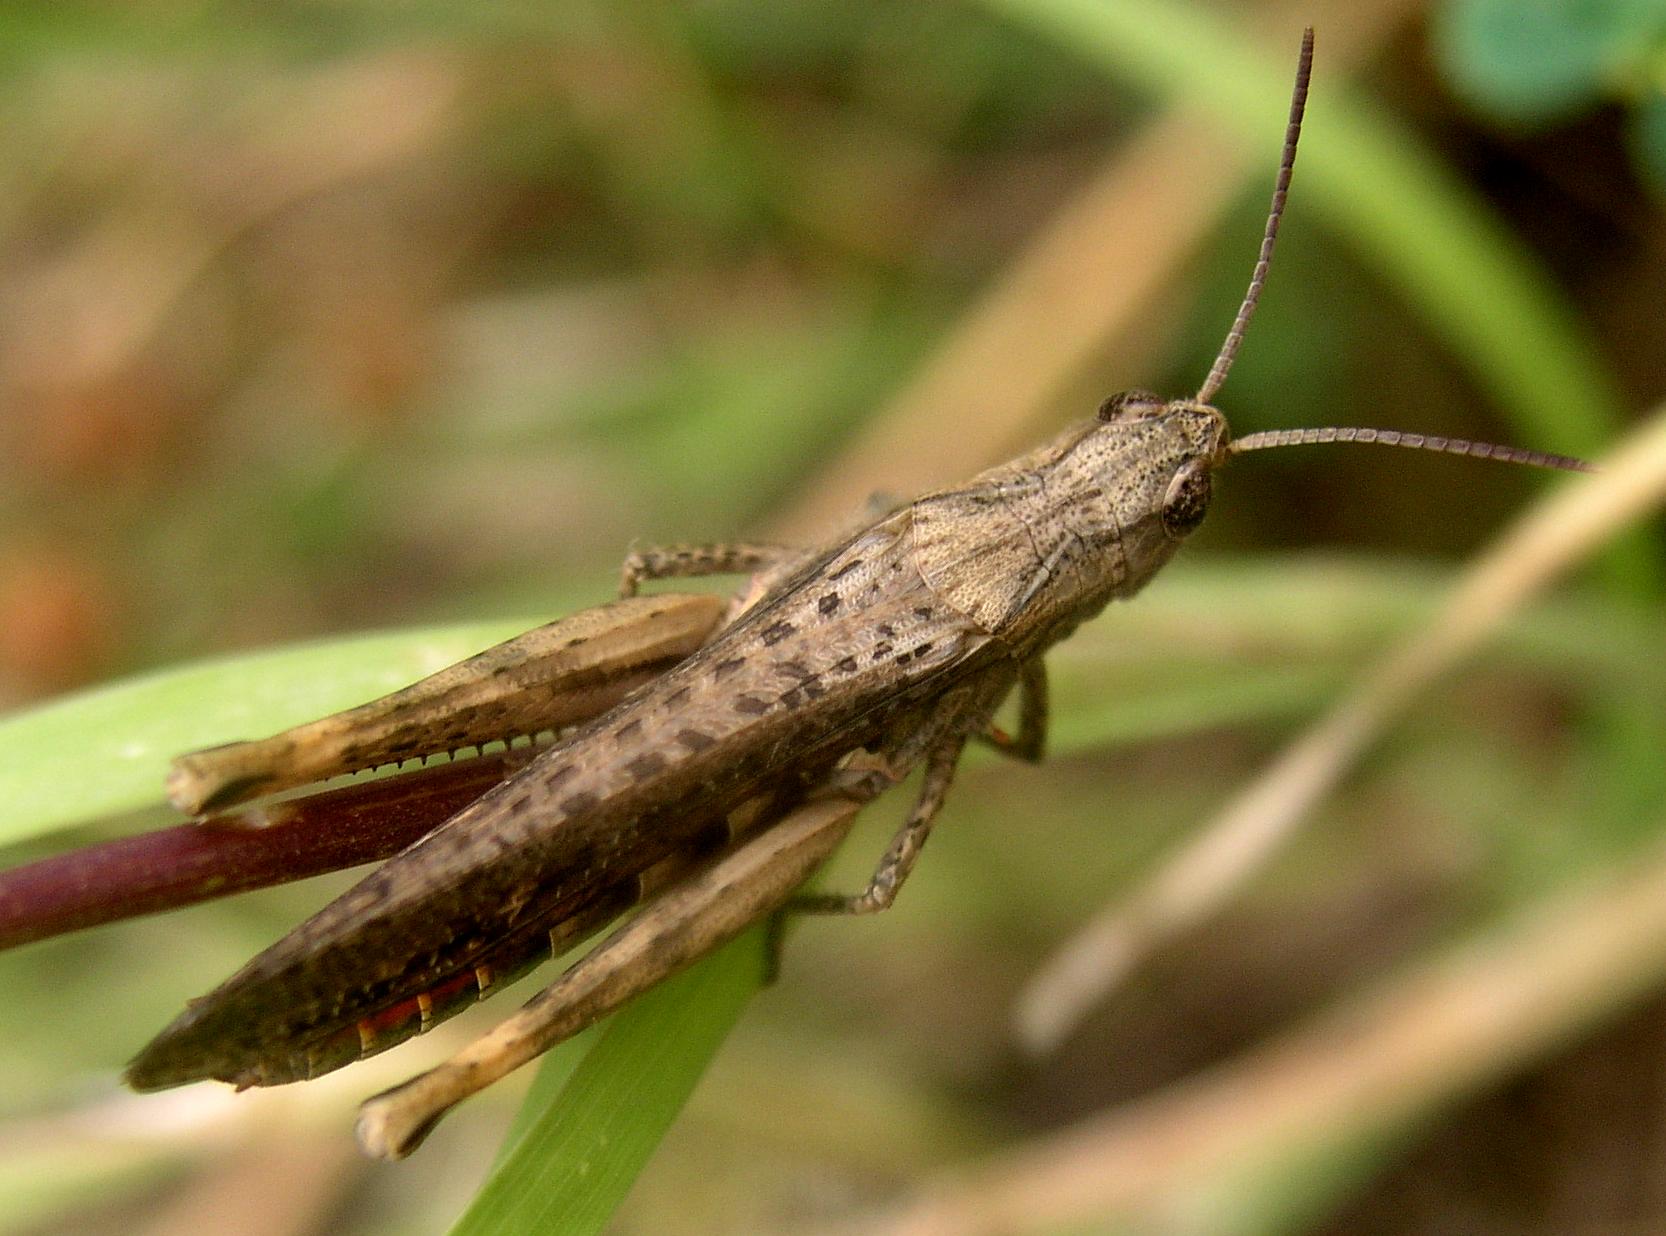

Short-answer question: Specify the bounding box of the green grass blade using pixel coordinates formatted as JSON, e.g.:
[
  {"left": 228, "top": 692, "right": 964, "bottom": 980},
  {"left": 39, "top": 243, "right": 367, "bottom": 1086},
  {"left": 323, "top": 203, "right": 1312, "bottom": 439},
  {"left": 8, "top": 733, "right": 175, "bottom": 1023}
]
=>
[
  {"left": 447, "top": 931, "right": 764, "bottom": 1236},
  {"left": 0, "top": 621, "right": 533, "bottom": 845}
]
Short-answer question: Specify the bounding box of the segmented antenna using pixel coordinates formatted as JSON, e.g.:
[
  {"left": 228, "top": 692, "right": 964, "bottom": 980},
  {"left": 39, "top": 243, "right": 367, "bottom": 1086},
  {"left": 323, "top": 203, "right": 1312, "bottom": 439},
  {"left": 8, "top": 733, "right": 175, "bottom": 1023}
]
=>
[
  {"left": 1196, "top": 27, "right": 1312, "bottom": 406},
  {"left": 1228, "top": 427, "right": 1592, "bottom": 473},
  {"left": 1188, "top": 32, "right": 1590, "bottom": 477}
]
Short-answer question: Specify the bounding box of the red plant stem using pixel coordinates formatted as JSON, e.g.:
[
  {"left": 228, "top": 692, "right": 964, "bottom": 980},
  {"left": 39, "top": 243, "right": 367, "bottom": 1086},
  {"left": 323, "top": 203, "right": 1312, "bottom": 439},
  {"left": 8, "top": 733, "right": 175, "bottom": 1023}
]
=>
[{"left": 0, "top": 753, "right": 526, "bottom": 950}]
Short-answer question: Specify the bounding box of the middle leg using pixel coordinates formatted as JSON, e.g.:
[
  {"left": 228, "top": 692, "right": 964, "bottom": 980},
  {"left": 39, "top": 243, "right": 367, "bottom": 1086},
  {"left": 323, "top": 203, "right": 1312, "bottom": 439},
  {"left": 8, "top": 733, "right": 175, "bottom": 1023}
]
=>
[{"left": 791, "top": 670, "right": 1011, "bottom": 918}]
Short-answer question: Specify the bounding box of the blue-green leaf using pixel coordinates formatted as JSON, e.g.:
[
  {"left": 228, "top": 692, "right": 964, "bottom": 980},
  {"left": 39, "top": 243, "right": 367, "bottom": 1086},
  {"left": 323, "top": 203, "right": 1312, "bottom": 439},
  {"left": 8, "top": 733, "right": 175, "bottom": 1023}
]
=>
[{"left": 1434, "top": 0, "right": 1666, "bottom": 123}]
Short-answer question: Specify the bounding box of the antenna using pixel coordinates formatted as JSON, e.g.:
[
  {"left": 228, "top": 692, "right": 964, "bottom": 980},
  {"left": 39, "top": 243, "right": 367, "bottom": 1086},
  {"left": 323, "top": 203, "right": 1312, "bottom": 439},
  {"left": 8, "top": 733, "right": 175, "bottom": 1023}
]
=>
[
  {"left": 1201, "top": 31, "right": 1592, "bottom": 478},
  {"left": 1196, "top": 27, "right": 1313, "bottom": 406},
  {"left": 1227, "top": 427, "right": 1592, "bottom": 473}
]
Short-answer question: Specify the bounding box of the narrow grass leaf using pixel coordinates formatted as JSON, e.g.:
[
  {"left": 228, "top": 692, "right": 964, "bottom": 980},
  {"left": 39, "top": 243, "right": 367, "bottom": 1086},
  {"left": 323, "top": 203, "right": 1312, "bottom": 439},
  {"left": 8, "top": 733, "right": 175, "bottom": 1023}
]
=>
[
  {"left": 0, "top": 622, "right": 532, "bottom": 845},
  {"left": 448, "top": 933, "right": 762, "bottom": 1236}
]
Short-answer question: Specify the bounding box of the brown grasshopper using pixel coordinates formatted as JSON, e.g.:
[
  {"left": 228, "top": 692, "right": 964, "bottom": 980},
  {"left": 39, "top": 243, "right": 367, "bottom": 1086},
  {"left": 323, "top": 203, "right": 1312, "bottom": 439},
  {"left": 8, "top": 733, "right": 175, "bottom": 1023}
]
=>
[{"left": 124, "top": 30, "right": 1590, "bottom": 1158}]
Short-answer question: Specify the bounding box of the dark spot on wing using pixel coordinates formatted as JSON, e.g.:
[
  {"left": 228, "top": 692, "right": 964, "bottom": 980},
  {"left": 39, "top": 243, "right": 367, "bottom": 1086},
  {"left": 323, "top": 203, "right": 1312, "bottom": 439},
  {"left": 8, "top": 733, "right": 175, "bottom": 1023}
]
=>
[
  {"left": 677, "top": 729, "right": 716, "bottom": 751},
  {"left": 734, "top": 695, "right": 770, "bottom": 715},
  {"left": 818, "top": 593, "right": 841, "bottom": 615},
  {"left": 664, "top": 686, "right": 691, "bottom": 707},
  {"left": 626, "top": 753, "right": 667, "bottom": 780},
  {"left": 828, "top": 559, "right": 863, "bottom": 581},
  {"left": 616, "top": 719, "right": 642, "bottom": 740},
  {"left": 833, "top": 656, "right": 859, "bottom": 674},
  {"left": 715, "top": 657, "right": 745, "bottom": 679},
  {"left": 561, "top": 791, "right": 599, "bottom": 815},
  {"left": 762, "top": 621, "right": 795, "bottom": 646}
]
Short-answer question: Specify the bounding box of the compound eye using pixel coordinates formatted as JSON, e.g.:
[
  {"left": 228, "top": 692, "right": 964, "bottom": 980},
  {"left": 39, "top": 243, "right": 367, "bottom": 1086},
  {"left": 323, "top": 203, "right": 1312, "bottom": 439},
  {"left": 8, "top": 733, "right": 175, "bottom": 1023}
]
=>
[
  {"left": 1096, "top": 389, "right": 1165, "bottom": 423},
  {"left": 1160, "top": 460, "right": 1212, "bottom": 539}
]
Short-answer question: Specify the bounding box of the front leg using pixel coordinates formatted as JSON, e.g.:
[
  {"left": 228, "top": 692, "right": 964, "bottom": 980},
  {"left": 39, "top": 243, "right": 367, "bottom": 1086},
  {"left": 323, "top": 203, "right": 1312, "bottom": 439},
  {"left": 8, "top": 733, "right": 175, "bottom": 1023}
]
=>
[
  {"left": 978, "top": 656, "right": 1047, "bottom": 764},
  {"left": 618, "top": 542, "right": 799, "bottom": 598}
]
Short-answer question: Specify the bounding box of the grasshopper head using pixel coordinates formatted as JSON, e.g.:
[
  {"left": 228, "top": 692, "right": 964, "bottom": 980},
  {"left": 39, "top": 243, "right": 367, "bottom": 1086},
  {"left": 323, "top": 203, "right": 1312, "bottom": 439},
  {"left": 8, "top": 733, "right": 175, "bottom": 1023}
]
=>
[
  {"left": 909, "top": 388, "right": 1229, "bottom": 641},
  {"left": 1094, "top": 390, "right": 1229, "bottom": 541},
  {"left": 1028, "top": 389, "right": 1231, "bottom": 618}
]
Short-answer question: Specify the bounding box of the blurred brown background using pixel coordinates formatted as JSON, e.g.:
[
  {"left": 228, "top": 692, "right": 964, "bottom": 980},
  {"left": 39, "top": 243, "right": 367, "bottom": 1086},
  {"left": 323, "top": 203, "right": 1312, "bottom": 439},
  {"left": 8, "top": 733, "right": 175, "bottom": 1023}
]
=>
[{"left": 2, "top": 1, "right": 1665, "bottom": 1233}]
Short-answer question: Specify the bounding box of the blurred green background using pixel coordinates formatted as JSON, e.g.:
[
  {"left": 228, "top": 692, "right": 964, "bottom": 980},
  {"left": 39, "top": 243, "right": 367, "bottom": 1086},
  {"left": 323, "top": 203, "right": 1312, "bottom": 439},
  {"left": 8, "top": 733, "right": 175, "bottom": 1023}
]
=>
[{"left": 1, "top": 1, "right": 1665, "bottom": 1233}]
